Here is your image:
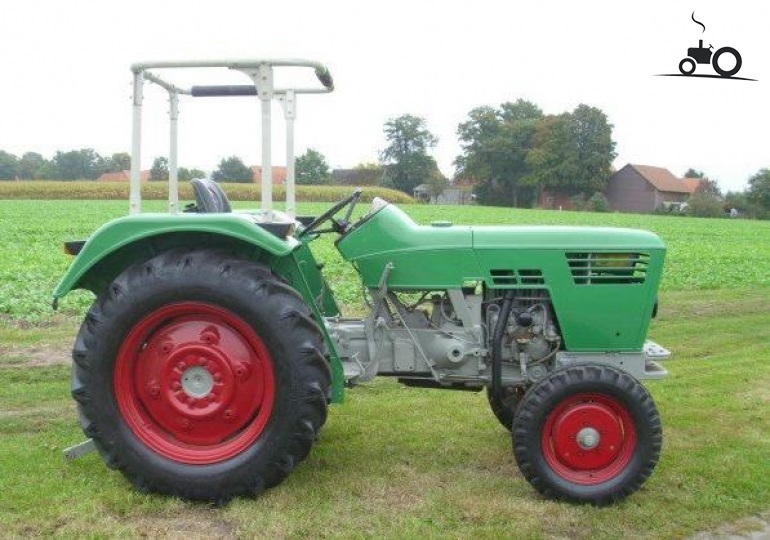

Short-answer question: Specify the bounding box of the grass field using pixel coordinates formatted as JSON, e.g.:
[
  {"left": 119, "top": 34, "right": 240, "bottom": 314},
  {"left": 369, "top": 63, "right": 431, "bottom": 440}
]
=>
[
  {"left": 1, "top": 197, "right": 769, "bottom": 538},
  {"left": 2, "top": 199, "right": 770, "bottom": 323}
]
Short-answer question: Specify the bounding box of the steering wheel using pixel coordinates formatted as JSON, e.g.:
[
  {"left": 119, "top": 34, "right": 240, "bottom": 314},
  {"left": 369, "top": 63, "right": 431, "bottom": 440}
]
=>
[{"left": 299, "top": 189, "right": 363, "bottom": 236}]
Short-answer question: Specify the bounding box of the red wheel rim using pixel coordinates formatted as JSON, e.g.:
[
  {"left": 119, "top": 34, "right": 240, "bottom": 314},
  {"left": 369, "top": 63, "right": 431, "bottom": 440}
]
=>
[
  {"left": 542, "top": 393, "right": 636, "bottom": 485},
  {"left": 114, "top": 302, "right": 275, "bottom": 465}
]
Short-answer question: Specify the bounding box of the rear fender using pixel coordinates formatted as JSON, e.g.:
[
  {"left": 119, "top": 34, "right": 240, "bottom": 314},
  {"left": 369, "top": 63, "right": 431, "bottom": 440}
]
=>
[{"left": 53, "top": 213, "right": 298, "bottom": 299}]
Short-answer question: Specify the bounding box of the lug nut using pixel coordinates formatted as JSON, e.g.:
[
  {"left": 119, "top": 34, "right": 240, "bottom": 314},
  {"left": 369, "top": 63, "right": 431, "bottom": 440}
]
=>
[
  {"left": 234, "top": 364, "right": 251, "bottom": 381},
  {"left": 200, "top": 330, "right": 220, "bottom": 345},
  {"left": 147, "top": 383, "right": 161, "bottom": 399}
]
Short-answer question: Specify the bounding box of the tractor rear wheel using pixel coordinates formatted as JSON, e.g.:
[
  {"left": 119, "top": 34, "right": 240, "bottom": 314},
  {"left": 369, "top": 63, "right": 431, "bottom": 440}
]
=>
[
  {"left": 486, "top": 386, "right": 525, "bottom": 431},
  {"left": 512, "top": 365, "right": 661, "bottom": 505},
  {"left": 71, "top": 248, "right": 331, "bottom": 502}
]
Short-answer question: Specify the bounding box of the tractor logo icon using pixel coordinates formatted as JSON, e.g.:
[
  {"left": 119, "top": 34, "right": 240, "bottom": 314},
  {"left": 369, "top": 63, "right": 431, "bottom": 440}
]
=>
[
  {"left": 679, "top": 39, "right": 741, "bottom": 77},
  {"left": 657, "top": 12, "right": 755, "bottom": 81}
]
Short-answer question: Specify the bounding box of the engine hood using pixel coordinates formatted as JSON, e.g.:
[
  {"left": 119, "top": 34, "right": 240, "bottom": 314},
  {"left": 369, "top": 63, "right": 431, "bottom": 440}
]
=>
[
  {"left": 337, "top": 203, "right": 665, "bottom": 263},
  {"left": 472, "top": 225, "right": 665, "bottom": 251}
]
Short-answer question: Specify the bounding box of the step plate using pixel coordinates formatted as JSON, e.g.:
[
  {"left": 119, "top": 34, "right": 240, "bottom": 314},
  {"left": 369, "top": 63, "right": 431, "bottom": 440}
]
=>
[{"left": 643, "top": 340, "right": 671, "bottom": 360}]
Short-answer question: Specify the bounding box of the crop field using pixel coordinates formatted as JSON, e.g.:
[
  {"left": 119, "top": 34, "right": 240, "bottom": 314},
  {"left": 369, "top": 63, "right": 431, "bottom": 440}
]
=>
[
  {"left": 1, "top": 196, "right": 769, "bottom": 538},
  {"left": 0, "top": 181, "right": 414, "bottom": 204},
  {"left": 2, "top": 199, "right": 770, "bottom": 324}
]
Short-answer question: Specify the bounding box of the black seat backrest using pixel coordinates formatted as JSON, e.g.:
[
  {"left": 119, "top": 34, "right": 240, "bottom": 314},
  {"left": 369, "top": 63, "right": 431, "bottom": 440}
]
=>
[{"left": 190, "top": 178, "right": 232, "bottom": 213}]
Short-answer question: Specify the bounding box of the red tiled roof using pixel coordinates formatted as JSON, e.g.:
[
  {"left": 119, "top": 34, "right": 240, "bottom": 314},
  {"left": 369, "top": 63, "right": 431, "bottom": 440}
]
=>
[
  {"left": 630, "top": 164, "right": 691, "bottom": 194},
  {"left": 251, "top": 166, "right": 287, "bottom": 185},
  {"left": 97, "top": 170, "right": 150, "bottom": 182},
  {"left": 681, "top": 177, "right": 702, "bottom": 194}
]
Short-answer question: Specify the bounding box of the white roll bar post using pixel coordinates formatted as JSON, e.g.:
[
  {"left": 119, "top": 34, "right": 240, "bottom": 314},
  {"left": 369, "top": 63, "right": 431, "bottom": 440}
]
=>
[
  {"left": 247, "top": 64, "right": 275, "bottom": 219},
  {"left": 129, "top": 70, "right": 144, "bottom": 215},
  {"left": 280, "top": 90, "right": 297, "bottom": 218},
  {"left": 168, "top": 91, "right": 179, "bottom": 213}
]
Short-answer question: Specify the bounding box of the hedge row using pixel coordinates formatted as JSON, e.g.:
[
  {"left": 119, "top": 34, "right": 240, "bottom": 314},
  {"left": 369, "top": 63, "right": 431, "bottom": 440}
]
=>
[{"left": 0, "top": 181, "right": 414, "bottom": 204}]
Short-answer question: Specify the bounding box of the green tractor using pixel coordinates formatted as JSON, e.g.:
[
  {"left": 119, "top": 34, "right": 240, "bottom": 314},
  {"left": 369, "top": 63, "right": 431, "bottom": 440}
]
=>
[{"left": 56, "top": 59, "right": 670, "bottom": 505}]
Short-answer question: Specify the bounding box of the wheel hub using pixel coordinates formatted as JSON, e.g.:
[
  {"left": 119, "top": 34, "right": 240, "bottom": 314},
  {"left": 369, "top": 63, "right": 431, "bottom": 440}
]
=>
[
  {"left": 114, "top": 302, "right": 276, "bottom": 464},
  {"left": 181, "top": 365, "right": 215, "bottom": 398},
  {"left": 162, "top": 345, "right": 236, "bottom": 419},
  {"left": 576, "top": 427, "right": 601, "bottom": 450}
]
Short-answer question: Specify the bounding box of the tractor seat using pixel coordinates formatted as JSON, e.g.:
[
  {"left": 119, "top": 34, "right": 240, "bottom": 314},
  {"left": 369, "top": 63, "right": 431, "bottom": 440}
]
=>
[{"left": 188, "top": 178, "right": 232, "bottom": 213}]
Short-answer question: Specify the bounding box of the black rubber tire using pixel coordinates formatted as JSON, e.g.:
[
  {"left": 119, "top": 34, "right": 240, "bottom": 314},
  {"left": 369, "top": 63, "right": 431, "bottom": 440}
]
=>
[
  {"left": 486, "top": 386, "right": 525, "bottom": 431},
  {"left": 712, "top": 47, "right": 742, "bottom": 77},
  {"left": 71, "top": 248, "right": 331, "bottom": 502},
  {"left": 678, "top": 57, "right": 696, "bottom": 75},
  {"left": 512, "top": 365, "right": 662, "bottom": 505}
]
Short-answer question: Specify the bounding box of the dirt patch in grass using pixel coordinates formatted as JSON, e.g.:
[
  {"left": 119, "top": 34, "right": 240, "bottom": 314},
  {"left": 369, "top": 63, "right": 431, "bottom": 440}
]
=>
[
  {"left": 0, "top": 345, "right": 70, "bottom": 369},
  {"left": 131, "top": 510, "right": 237, "bottom": 539},
  {"left": 739, "top": 374, "right": 770, "bottom": 404},
  {"left": 0, "top": 405, "right": 69, "bottom": 420},
  {"left": 690, "top": 510, "right": 770, "bottom": 539}
]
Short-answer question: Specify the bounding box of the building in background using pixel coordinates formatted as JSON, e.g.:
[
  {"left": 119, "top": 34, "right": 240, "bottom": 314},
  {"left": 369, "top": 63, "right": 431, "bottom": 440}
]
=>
[{"left": 606, "top": 164, "right": 695, "bottom": 213}]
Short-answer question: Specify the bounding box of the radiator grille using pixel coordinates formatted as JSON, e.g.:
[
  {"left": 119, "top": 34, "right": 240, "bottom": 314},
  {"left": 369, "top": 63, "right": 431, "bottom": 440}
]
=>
[
  {"left": 566, "top": 252, "right": 649, "bottom": 285},
  {"left": 490, "top": 269, "right": 545, "bottom": 286}
]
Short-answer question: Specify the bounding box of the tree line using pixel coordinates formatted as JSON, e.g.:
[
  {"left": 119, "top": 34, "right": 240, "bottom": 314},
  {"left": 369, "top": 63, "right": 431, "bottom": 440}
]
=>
[
  {"left": 0, "top": 149, "right": 135, "bottom": 181},
  {"left": 3, "top": 101, "right": 769, "bottom": 218}
]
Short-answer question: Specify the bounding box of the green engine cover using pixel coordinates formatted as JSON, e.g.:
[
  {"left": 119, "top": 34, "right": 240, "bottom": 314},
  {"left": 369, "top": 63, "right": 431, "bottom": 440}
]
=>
[{"left": 336, "top": 203, "right": 665, "bottom": 353}]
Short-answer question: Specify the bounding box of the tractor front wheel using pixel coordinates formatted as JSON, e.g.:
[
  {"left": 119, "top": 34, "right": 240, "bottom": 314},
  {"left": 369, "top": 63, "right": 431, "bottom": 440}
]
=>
[
  {"left": 71, "top": 249, "right": 331, "bottom": 502},
  {"left": 678, "top": 57, "right": 697, "bottom": 75},
  {"left": 512, "top": 365, "right": 661, "bottom": 505}
]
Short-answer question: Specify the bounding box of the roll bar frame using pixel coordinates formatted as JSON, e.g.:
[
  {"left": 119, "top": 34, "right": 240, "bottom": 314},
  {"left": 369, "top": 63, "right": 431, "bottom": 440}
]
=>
[{"left": 129, "top": 58, "right": 334, "bottom": 219}]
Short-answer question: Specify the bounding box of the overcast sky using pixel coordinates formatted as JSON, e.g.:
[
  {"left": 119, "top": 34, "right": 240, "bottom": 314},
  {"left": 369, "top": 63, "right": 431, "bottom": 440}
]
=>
[{"left": 0, "top": 0, "right": 767, "bottom": 192}]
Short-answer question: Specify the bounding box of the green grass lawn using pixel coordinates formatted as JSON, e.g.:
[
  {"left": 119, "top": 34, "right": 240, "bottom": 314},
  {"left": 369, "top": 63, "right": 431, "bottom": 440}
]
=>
[
  {"left": 0, "top": 287, "right": 768, "bottom": 538},
  {"left": 1, "top": 199, "right": 769, "bottom": 537}
]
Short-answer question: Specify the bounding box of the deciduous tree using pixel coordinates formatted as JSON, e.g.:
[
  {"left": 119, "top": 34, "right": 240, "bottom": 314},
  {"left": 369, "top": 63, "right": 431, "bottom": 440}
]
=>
[
  {"left": 17, "top": 152, "right": 45, "bottom": 179},
  {"left": 683, "top": 168, "right": 705, "bottom": 178},
  {"left": 295, "top": 148, "right": 330, "bottom": 185},
  {"left": 380, "top": 114, "right": 439, "bottom": 194},
  {"left": 109, "top": 152, "right": 132, "bottom": 172},
  {"left": 455, "top": 100, "right": 543, "bottom": 206},
  {"left": 455, "top": 101, "right": 616, "bottom": 207},
  {"left": 0, "top": 150, "right": 18, "bottom": 180},
  {"left": 524, "top": 104, "right": 616, "bottom": 199},
  {"left": 212, "top": 156, "right": 252, "bottom": 183},
  {"left": 747, "top": 168, "right": 770, "bottom": 211},
  {"left": 52, "top": 148, "right": 105, "bottom": 180},
  {"left": 150, "top": 157, "right": 169, "bottom": 181}
]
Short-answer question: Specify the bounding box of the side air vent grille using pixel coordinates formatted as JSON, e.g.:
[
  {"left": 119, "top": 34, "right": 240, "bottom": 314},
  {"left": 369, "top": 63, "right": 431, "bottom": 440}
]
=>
[
  {"left": 490, "top": 269, "right": 517, "bottom": 285},
  {"left": 518, "top": 269, "right": 545, "bottom": 285},
  {"left": 566, "top": 252, "right": 649, "bottom": 285},
  {"left": 490, "top": 269, "right": 546, "bottom": 286}
]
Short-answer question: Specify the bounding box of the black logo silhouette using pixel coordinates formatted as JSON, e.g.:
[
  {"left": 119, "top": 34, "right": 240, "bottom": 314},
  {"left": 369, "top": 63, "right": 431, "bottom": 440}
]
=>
[{"left": 657, "top": 12, "right": 755, "bottom": 81}]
